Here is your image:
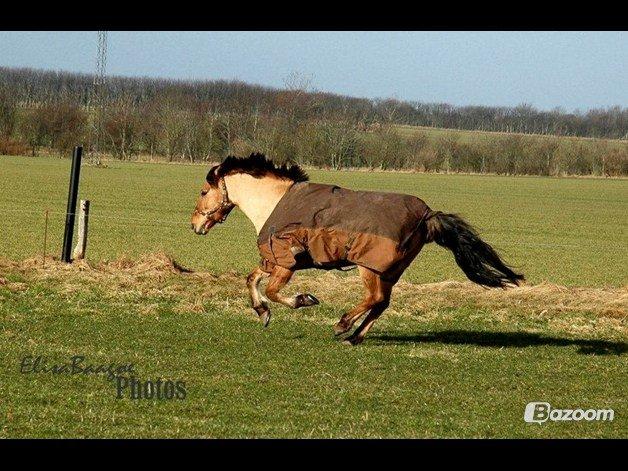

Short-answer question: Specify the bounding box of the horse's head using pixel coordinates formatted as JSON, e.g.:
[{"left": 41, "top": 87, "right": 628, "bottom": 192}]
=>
[{"left": 190, "top": 165, "right": 235, "bottom": 235}]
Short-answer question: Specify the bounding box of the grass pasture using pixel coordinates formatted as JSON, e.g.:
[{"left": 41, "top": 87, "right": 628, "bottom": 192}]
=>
[
  {"left": 395, "top": 123, "right": 628, "bottom": 146},
  {"left": 0, "top": 155, "right": 626, "bottom": 438},
  {"left": 1, "top": 155, "right": 626, "bottom": 286}
]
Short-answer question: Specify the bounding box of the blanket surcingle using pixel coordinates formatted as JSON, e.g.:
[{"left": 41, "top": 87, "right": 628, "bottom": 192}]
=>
[{"left": 257, "top": 182, "right": 432, "bottom": 277}]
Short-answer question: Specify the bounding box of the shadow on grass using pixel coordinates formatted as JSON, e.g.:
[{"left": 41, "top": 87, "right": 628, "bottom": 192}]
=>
[{"left": 372, "top": 330, "right": 627, "bottom": 355}]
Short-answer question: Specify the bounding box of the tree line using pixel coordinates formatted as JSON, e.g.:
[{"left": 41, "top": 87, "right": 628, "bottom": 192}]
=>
[
  {"left": 0, "top": 66, "right": 626, "bottom": 176},
  {"left": 2, "top": 66, "right": 627, "bottom": 139}
]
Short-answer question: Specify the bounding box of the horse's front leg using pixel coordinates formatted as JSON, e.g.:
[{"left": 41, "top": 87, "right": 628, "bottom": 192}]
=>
[
  {"left": 247, "top": 267, "right": 271, "bottom": 325},
  {"left": 265, "top": 266, "right": 320, "bottom": 311}
]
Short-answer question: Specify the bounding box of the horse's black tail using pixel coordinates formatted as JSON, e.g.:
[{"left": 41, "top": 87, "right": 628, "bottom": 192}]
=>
[{"left": 425, "top": 211, "right": 524, "bottom": 288}]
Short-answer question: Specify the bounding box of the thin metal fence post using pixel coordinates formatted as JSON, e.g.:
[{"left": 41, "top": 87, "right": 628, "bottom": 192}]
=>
[{"left": 61, "top": 146, "right": 83, "bottom": 262}]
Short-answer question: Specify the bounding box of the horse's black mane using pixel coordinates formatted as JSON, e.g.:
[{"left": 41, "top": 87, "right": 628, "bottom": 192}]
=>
[{"left": 206, "top": 153, "right": 309, "bottom": 185}]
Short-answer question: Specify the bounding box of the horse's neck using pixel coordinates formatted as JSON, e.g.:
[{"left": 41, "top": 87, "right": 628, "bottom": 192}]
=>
[{"left": 224, "top": 173, "right": 293, "bottom": 234}]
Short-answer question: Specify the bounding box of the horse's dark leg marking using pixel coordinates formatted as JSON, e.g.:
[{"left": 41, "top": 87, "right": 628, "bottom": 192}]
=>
[
  {"left": 265, "top": 266, "right": 320, "bottom": 310},
  {"left": 247, "top": 267, "right": 271, "bottom": 326},
  {"left": 334, "top": 266, "right": 382, "bottom": 336},
  {"left": 343, "top": 278, "right": 393, "bottom": 346}
]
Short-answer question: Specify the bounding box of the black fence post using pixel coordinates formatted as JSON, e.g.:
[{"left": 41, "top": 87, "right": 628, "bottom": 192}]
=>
[{"left": 61, "top": 146, "right": 83, "bottom": 262}]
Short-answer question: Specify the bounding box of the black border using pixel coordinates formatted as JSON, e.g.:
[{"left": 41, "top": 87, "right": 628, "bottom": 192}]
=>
[
  {"left": 0, "top": 438, "right": 624, "bottom": 462},
  {"left": 1, "top": 4, "right": 624, "bottom": 30},
  {"left": 0, "top": 4, "right": 624, "bottom": 449}
]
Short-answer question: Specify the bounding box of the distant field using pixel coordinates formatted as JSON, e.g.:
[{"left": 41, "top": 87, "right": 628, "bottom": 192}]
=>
[
  {"left": 395, "top": 123, "right": 628, "bottom": 146},
  {"left": 0, "top": 155, "right": 626, "bottom": 286},
  {"left": 0, "top": 155, "right": 626, "bottom": 438}
]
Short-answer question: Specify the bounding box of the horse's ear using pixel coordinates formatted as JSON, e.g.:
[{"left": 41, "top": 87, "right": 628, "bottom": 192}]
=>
[{"left": 206, "top": 165, "right": 219, "bottom": 185}]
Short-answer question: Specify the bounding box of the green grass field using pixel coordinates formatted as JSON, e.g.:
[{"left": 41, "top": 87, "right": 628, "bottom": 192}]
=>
[
  {"left": 0, "top": 155, "right": 626, "bottom": 438},
  {"left": 1, "top": 155, "right": 626, "bottom": 286},
  {"left": 395, "top": 123, "right": 628, "bottom": 146}
]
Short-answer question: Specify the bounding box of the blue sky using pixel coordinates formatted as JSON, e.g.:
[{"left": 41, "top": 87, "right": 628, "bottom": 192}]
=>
[{"left": 0, "top": 31, "right": 626, "bottom": 111}]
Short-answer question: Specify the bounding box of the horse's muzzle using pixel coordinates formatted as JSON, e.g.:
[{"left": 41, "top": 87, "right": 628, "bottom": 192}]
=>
[
  {"left": 191, "top": 224, "right": 205, "bottom": 235},
  {"left": 192, "top": 224, "right": 208, "bottom": 235},
  {"left": 191, "top": 218, "right": 215, "bottom": 235}
]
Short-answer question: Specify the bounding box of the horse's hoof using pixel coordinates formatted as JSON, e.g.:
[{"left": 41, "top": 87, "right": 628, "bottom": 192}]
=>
[
  {"left": 253, "top": 303, "right": 271, "bottom": 327},
  {"left": 260, "top": 310, "right": 271, "bottom": 327},
  {"left": 296, "top": 293, "right": 319, "bottom": 308},
  {"left": 342, "top": 336, "right": 363, "bottom": 346},
  {"left": 333, "top": 322, "right": 351, "bottom": 336}
]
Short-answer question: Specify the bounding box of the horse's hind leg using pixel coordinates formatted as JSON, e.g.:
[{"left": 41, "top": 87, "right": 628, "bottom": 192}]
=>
[
  {"left": 339, "top": 234, "right": 426, "bottom": 343},
  {"left": 265, "top": 265, "right": 320, "bottom": 310},
  {"left": 343, "top": 277, "right": 394, "bottom": 346},
  {"left": 247, "top": 267, "right": 270, "bottom": 324},
  {"left": 334, "top": 266, "right": 387, "bottom": 336}
]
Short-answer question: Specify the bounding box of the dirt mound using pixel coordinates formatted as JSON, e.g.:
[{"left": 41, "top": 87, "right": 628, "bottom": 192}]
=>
[
  {"left": 98, "top": 252, "right": 193, "bottom": 275},
  {"left": 1, "top": 253, "right": 626, "bottom": 320},
  {"left": 0, "top": 252, "right": 193, "bottom": 276},
  {"left": 395, "top": 279, "right": 627, "bottom": 318},
  {"left": 291, "top": 272, "right": 627, "bottom": 319}
]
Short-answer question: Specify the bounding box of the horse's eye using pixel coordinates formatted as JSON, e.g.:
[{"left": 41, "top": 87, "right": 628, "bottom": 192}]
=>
[{"left": 201, "top": 191, "right": 208, "bottom": 196}]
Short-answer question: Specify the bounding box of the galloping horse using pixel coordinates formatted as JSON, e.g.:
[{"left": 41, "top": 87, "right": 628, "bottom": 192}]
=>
[{"left": 191, "top": 153, "right": 523, "bottom": 345}]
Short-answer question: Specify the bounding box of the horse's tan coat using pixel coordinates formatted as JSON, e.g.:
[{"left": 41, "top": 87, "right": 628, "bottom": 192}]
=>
[{"left": 222, "top": 173, "right": 293, "bottom": 234}]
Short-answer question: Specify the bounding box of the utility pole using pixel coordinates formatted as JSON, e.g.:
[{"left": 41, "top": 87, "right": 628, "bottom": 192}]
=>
[{"left": 90, "top": 31, "right": 108, "bottom": 166}]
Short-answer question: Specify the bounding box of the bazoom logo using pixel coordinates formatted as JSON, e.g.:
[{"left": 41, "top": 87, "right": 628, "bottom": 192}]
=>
[{"left": 524, "top": 402, "right": 614, "bottom": 424}]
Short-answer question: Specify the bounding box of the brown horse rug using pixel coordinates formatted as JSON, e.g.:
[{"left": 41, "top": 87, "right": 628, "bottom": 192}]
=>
[{"left": 257, "top": 182, "right": 432, "bottom": 278}]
